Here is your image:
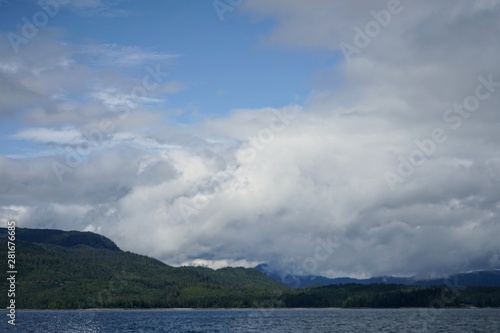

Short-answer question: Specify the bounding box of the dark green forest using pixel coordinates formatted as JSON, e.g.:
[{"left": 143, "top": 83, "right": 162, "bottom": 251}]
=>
[{"left": 1, "top": 228, "right": 500, "bottom": 309}]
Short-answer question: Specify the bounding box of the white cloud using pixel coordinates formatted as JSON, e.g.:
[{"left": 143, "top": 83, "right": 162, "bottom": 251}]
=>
[
  {"left": 180, "top": 259, "right": 261, "bottom": 270},
  {"left": 68, "top": 0, "right": 137, "bottom": 17},
  {"left": 13, "top": 127, "right": 85, "bottom": 144},
  {"left": 79, "top": 43, "right": 179, "bottom": 68}
]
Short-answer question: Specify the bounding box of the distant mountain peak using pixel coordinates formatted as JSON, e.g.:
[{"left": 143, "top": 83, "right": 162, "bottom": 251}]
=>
[{"left": 255, "top": 264, "right": 500, "bottom": 288}]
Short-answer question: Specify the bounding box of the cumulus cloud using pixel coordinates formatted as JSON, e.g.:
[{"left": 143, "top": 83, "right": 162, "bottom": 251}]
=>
[{"left": 1, "top": 1, "right": 499, "bottom": 279}]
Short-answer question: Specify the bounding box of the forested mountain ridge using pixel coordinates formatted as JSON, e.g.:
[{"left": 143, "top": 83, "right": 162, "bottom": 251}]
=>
[
  {"left": 0, "top": 227, "right": 286, "bottom": 309},
  {"left": 0, "top": 227, "right": 120, "bottom": 251},
  {"left": 1, "top": 227, "right": 499, "bottom": 309}
]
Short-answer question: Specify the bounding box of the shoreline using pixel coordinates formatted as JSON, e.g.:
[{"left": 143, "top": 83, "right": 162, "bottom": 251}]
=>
[{"left": 1, "top": 306, "right": 498, "bottom": 312}]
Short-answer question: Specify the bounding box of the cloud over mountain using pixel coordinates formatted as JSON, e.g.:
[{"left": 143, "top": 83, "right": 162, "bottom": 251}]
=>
[{"left": 1, "top": 0, "right": 499, "bottom": 279}]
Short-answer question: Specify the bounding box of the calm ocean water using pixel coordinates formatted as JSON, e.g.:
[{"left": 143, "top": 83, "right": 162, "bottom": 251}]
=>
[{"left": 1, "top": 308, "right": 499, "bottom": 332}]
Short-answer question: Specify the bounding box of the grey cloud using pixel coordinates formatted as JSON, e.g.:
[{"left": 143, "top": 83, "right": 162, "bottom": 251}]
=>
[{"left": 1, "top": 1, "right": 499, "bottom": 279}]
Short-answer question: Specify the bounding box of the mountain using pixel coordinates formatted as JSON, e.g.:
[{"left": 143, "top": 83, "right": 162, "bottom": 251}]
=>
[
  {"left": 0, "top": 227, "right": 286, "bottom": 309},
  {"left": 414, "top": 271, "right": 500, "bottom": 287},
  {"left": 0, "top": 227, "right": 120, "bottom": 251},
  {"left": 255, "top": 264, "right": 500, "bottom": 288},
  {"left": 2, "top": 227, "right": 499, "bottom": 309}
]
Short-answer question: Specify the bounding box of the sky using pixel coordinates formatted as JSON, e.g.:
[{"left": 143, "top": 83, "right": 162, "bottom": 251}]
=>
[{"left": 0, "top": 0, "right": 500, "bottom": 280}]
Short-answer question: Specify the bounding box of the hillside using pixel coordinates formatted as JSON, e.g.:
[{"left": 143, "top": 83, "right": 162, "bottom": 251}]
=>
[
  {"left": 0, "top": 227, "right": 286, "bottom": 309},
  {"left": 0, "top": 227, "right": 120, "bottom": 251},
  {"left": 1, "top": 227, "right": 499, "bottom": 309},
  {"left": 284, "top": 284, "right": 500, "bottom": 308}
]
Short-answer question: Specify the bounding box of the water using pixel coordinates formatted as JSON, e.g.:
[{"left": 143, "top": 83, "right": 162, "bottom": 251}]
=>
[{"left": 1, "top": 308, "right": 499, "bottom": 332}]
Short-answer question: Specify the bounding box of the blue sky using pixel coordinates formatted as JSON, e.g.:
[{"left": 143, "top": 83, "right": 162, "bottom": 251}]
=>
[
  {"left": 1, "top": 0, "right": 500, "bottom": 279},
  {"left": 0, "top": 0, "right": 339, "bottom": 156},
  {"left": 1, "top": 0, "right": 339, "bottom": 115}
]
